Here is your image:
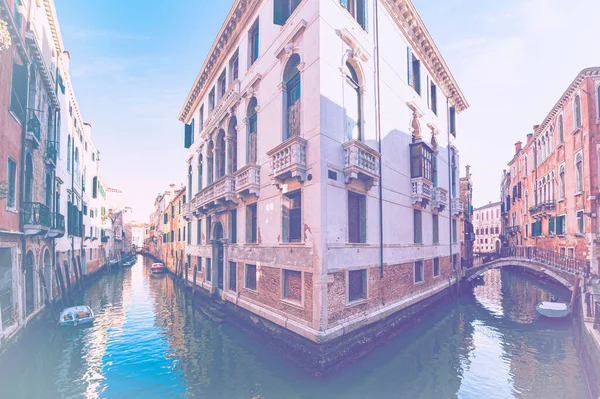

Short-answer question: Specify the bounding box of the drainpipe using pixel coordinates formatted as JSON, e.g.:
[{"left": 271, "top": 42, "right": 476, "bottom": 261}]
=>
[
  {"left": 447, "top": 98, "right": 453, "bottom": 276},
  {"left": 18, "top": 61, "right": 30, "bottom": 325},
  {"left": 374, "top": 0, "right": 384, "bottom": 278}
]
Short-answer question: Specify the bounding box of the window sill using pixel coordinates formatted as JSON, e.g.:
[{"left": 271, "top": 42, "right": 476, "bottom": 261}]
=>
[
  {"left": 433, "top": 274, "right": 440, "bottom": 279},
  {"left": 558, "top": 198, "right": 565, "bottom": 203},
  {"left": 346, "top": 298, "right": 368, "bottom": 308},
  {"left": 8, "top": 110, "right": 23, "bottom": 126},
  {"left": 346, "top": 242, "right": 369, "bottom": 246},
  {"left": 5, "top": 207, "right": 18, "bottom": 214},
  {"left": 244, "top": 287, "right": 258, "bottom": 295},
  {"left": 557, "top": 143, "right": 564, "bottom": 149},
  {"left": 574, "top": 192, "right": 583, "bottom": 197},
  {"left": 281, "top": 298, "right": 304, "bottom": 310},
  {"left": 572, "top": 127, "right": 581, "bottom": 135}
]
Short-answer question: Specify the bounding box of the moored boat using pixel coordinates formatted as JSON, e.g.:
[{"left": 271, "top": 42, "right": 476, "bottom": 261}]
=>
[
  {"left": 535, "top": 301, "right": 570, "bottom": 318},
  {"left": 151, "top": 263, "right": 166, "bottom": 274},
  {"left": 59, "top": 306, "right": 95, "bottom": 327}
]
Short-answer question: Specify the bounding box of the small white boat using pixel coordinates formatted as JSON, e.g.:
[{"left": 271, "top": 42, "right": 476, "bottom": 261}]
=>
[
  {"left": 59, "top": 306, "right": 95, "bottom": 327},
  {"left": 536, "top": 301, "right": 570, "bottom": 318},
  {"left": 151, "top": 263, "right": 166, "bottom": 274}
]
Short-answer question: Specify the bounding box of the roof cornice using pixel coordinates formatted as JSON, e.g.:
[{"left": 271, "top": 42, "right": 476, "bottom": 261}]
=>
[
  {"left": 179, "top": 0, "right": 261, "bottom": 123},
  {"left": 43, "top": 0, "right": 64, "bottom": 56},
  {"left": 381, "top": 0, "right": 468, "bottom": 113}
]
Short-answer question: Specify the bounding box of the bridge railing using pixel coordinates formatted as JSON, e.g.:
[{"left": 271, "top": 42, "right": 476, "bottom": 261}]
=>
[{"left": 474, "top": 246, "right": 590, "bottom": 277}]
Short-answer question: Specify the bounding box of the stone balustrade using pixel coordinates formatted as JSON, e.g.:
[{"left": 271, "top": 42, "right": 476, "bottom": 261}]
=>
[
  {"left": 235, "top": 164, "right": 260, "bottom": 198},
  {"left": 267, "top": 135, "right": 307, "bottom": 188},
  {"left": 411, "top": 177, "right": 432, "bottom": 208},
  {"left": 343, "top": 139, "right": 380, "bottom": 191}
]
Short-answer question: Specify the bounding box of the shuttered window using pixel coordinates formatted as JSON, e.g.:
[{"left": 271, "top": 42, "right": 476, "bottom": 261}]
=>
[
  {"left": 414, "top": 261, "right": 424, "bottom": 283},
  {"left": 283, "top": 270, "right": 302, "bottom": 301},
  {"left": 6, "top": 158, "right": 16, "bottom": 209},
  {"left": 430, "top": 82, "right": 438, "bottom": 115},
  {"left": 348, "top": 192, "right": 366, "bottom": 243},
  {"left": 184, "top": 123, "right": 192, "bottom": 149},
  {"left": 274, "top": 0, "right": 302, "bottom": 26},
  {"left": 414, "top": 209, "right": 422, "bottom": 244},
  {"left": 206, "top": 258, "right": 212, "bottom": 282},
  {"left": 577, "top": 211, "right": 584, "bottom": 234},
  {"left": 248, "top": 19, "right": 260, "bottom": 67},
  {"left": 433, "top": 258, "right": 440, "bottom": 277},
  {"left": 348, "top": 269, "right": 367, "bottom": 302},
  {"left": 229, "top": 261, "right": 237, "bottom": 292},
  {"left": 10, "top": 63, "right": 27, "bottom": 122},
  {"left": 549, "top": 217, "right": 555, "bottom": 235},
  {"left": 246, "top": 203, "right": 257, "bottom": 243},
  {"left": 449, "top": 106, "right": 457, "bottom": 136},
  {"left": 340, "top": 0, "right": 368, "bottom": 30},
  {"left": 245, "top": 264, "right": 257, "bottom": 290},
  {"left": 282, "top": 191, "right": 301, "bottom": 243},
  {"left": 231, "top": 210, "right": 237, "bottom": 244},
  {"left": 432, "top": 214, "right": 439, "bottom": 244},
  {"left": 452, "top": 219, "right": 458, "bottom": 243}
]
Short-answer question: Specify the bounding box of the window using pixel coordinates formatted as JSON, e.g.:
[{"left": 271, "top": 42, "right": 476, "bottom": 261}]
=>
[
  {"left": 432, "top": 214, "right": 439, "bottom": 244},
  {"left": 283, "top": 54, "right": 301, "bottom": 140},
  {"left": 164, "top": 213, "right": 168, "bottom": 224},
  {"left": 208, "top": 87, "right": 215, "bottom": 113},
  {"left": 197, "top": 256, "right": 202, "bottom": 271},
  {"left": 348, "top": 192, "right": 366, "bottom": 243},
  {"left": 187, "top": 222, "right": 191, "bottom": 244},
  {"left": 577, "top": 210, "right": 584, "bottom": 234},
  {"left": 531, "top": 221, "right": 542, "bottom": 237},
  {"left": 413, "top": 209, "right": 422, "bottom": 244},
  {"left": 348, "top": 269, "right": 367, "bottom": 302},
  {"left": 407, "top": 48, "right": 421, "bottom": 94},
  {"left": 274, "top": 0, "right": 302, "bottom": 26},
  {"left": 218, "top": 70, "right": 227, "bottom": 100},
  {"left": 340, "top": 0, "right": 367, "bottom": 30},
  {"left": 559, "top": 165, "right": 565, "bottom": 199},
  {"left": 197, "top": 154, "right": 203, "bottom": 192},
  {"left": 196, "top": 219, "right": 202, "bottom": 244},
  {"left": 67, "top": 136, "right": 71, "bottom": 172},
  {"left": 575, "top": 153, "right": 583, "bottom": 193},
  {"left": 248, "top": 19, "right": 259, "bottom": 67},
  {"left": 9, "top": 62, "right": 27, "bottom": 122},
  {"left": 449, "top": 106, "right": 456, "bottom": 137},
  {"left": 6, "top": 158, "right": 16, "bottom": 209},
  {"left": 13, "top": 0, "right": 22, "bottom": 30},
  {"left": 432, "top": 154, "right": 438, "bottom": 187},
  {"left": 171, "top": 231, "right": 174, "bottom": 242},
  {"left": 558, "top": 115, "right": 564, "bottom": 143},
  {"left": 430, "top": 81, "right": 437, "bottom": 115},
  {"left": 549, "top": 217, "right": 555, "bottom": 236},
  {"left": 283, "top": 270, "right": 302, "bottom": 302},
  {"left": 171, "top": 205, "right": 175, "bottom": 218},
  {"left": 574, "top": 94, "right": 582, "bottom": 130},
  {"left": 410, "top": 142, "right": 433, "bottom": 181},
  {"left": 414, "top": 261, "right": 424, "bottom": 284},
  {"left": 559, "top": 247, "right": 566, "bottom": 257},
  {"left": 184, "top": 120, "right": 193, "bottom": 149},
  {"left": 245, "top": 264, "right": 257, "bottom": 290},
  {"left": 199, "top": 105, "right": 204, "bottom": 132},
  {"left": 247, "top": 97, "right": 258, "bottom": 163},
  {"left": 344, "top": 62, "right": 362, "bottom": 141},
  {"left": 206, "top": 258, "right": 212, "bottom": 281},
  {"left": 246, "top": 203, "right": 258, "bottom": 243},
  {"left": 229, "top": 261, "right": 237, "bottom": 291},
  {"left": 452, "top": 219, "right": 457, "bottom": 243},
  {"left": 283, "top": 190, "right": 302, "bottom": 242},
  {"left": 433, "top": 258, "right": 440, "bottom": 278},
  {"left": 229, "top": 51, "right": 239, "bottom": 82}
]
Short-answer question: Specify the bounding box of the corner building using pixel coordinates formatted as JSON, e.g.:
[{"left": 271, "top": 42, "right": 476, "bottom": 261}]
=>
[
  {"left": 502, "top": 67, "right": 600, "bottom": 276},
  {"left": 180, "top": 0, "right": 468, "bottom": 346}
]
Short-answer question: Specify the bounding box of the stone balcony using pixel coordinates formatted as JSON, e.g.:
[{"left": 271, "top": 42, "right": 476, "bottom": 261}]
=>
[
  {"left": 431, "top": 187, "right": 449, "bottom": 212},
  {"left": 26, "top": 113, "right": 41, "bottom": 149},
  {"left": 529, "top": 201, "right": 556, "bottom": 219},
  {"left": 451, "top": 197, "right": 464, "bottom": 216},
  {"left": 267, "top": 135, "right": 307, "bottom": 189},
  {"left": 204, "top": 80, "right": 241, "bottom": 132},
  {"left": 193, "top": 175, "right": 237, "bottom": 214},
  {"left": 507, "top": 225, "right": 521, "bottom": 235},
  {"left": 47, "top": 212, "right": 65, "bottom": 239},
  {"left": 22, "top": 202, "right": 51, "bottom": 235},
  {"left": 411, "top": 177, "right": 432, "bottom": 208},
  {"left": 235, "top": 164, "right": 260, "bottom": 199},
  {"left": 343, "top": 139, "right": 380, "bottom": 191},
  {"left": 182, "top": 201, "right": 193, "bottom": 221}
]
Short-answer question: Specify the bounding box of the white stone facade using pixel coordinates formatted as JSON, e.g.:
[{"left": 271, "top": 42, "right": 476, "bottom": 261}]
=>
[
  {"left": 473, "top": 202, "right": 502, "bottom": 253},
  {"left": 179, "top": 0, "right": 467, "bottom": 342}
]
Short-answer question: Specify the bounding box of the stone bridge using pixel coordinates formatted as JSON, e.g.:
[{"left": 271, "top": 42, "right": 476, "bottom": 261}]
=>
[
  {"left": 135, "top": 250, "right": 164, "bottom": 264},
  {"left": 464, "top": 246, "right": 590, "bottom": 291}
]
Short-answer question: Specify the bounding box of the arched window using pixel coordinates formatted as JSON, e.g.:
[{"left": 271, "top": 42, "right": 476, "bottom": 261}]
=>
[
  {"left": 24, "top": 153, "right": 33, "bottom": 203},
  {"left": 559, "top": 165, "right": 566, "bottom": 199},
  {"left": 207, "top": 140, "right": 214, "bottom": 185},
  {"left": 197, "top": 154, "right": 203, "bottom": 193},
  {"left": 524, "top": 156, "right": 528, "bottom": 175},
  {"left": 550, "top": 171, "right": 555, "bottom": 201},
  {"left": 216, "top": 129, "right": 226, "bottom": 179},
  {"left": 188, "top": 165, "right": 193, "bottom": 199},
  {"left": 247, "top": 97, "right": 258, "bottom": 164},
  {"left": 282, "top": 54, "right": 301, "bottom": 140},
  {"left": 575, "top": 153, "right": 583, "bottom": 193},
  {"left": 344, "top": 61, "right": 362, "bottom": 141},
  {"left": 542, "top": 177, "right": 547, "bottom": 202},
  {"left": 558, "top": 115, "right": 564, "bottom": 143},
  {"left": 228, "top": 116, "right": 238, "bottom": 173},
  {"left": 67, "top": 136, "right": 71, "bottom": 172},
  {"left": 525, "top": 190, "right": 528, "bottom": 210},
  {"left": 574, "top": 94, "right": 582, "bottom": 130},
  {"left": 45, "top": 173, "right": 52, "bottom": 208}
]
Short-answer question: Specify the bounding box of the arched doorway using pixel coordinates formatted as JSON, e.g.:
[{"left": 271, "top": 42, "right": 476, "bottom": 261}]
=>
[
  {"left": 24, "top": 251, "right": 35, "bottom": 316},
  {"left": 212, "top": 222, "right": 224, "bottom": 291},
  {"left": 495, "top": 240, "right": 501, "bottom": 253},
  {"left": 42, "top": 249, "right": 51, "bottom": 303}
]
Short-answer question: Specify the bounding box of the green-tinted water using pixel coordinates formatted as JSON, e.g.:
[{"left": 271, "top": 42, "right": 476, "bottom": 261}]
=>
[{"left": 0, "top": 258, "right": 590, "bottom": 398}]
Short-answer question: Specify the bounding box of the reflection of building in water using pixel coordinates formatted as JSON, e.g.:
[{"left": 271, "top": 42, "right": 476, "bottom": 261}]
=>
[{"left": 473, "top": 268, "right": 504, "bottom": 317}]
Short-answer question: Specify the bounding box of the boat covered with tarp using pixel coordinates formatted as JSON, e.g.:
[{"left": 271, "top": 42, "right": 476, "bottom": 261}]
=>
[
  {"left": 535, "top": 301, "right": 570, "bottom": 318},
  {"left": 59, "top": 306, "right": 95, "bottom": 327}
]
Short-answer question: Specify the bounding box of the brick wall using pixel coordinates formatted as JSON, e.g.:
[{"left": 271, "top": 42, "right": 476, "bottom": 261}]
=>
[{"left": 327, "top": 256, "right": 453, "bottom": 326}]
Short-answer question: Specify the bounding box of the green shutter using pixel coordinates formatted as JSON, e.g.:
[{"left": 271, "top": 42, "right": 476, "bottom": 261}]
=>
[
  {"left": 549, "top": 218, "right": 555, "bottom": 235},
  {"left": 359, "top": 195, "right": 367, "bottom": 243},
  {"left": 274, "top": 0, "right": 287, "bottom": 25},
  {"left": 414, "top": 60, "right": 421, "bottom": 94},
  {"left": 282, "top": 198, "right": 290, "bottom": 243},
  {"left": 184, "top": 123, "right": 192, "bottom": 148},
  {"left": 357, "top": 0, "right": 368, "bottom": 31},
  {"left": 246, "top": 206, "right": 253, "bottom": 243}
]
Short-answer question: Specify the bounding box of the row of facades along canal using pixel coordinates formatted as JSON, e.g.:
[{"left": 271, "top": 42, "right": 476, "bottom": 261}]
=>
[{"left": 0, "top": 257, "right": 592, "bottom": 399}]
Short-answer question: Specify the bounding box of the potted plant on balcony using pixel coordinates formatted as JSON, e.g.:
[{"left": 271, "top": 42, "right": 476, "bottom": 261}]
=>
[
  {"left": 0, "top": 18, "right": 11, "bottom": 54},
  {"left": 0, "top": 181, "right": 7, "bottom": 200}
]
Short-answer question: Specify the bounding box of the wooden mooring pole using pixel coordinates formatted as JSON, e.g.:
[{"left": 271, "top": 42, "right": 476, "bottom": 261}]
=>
[{"left": 571, "top": 276, "right": 581, "bottom": 310}]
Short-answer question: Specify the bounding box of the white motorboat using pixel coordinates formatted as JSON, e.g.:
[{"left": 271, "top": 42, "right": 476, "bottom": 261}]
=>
[
  {"left": 59, "top": 305, "right": 95, "bottom": 327},
  {"left": 535, "top": 301, "right": 570, "bottom": 318}
]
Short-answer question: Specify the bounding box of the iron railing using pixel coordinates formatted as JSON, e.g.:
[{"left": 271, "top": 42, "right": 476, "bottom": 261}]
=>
[
  {"left": 22, "top": 202, "right": 51, "bottom": 227},
  {"left": 52, "top": 212, "right": 65, "bottom": 232},
  {"left": 507, "top": 225, "right": 521, "bottom": 235},
  {"left": 45, "top": 142, "right": 57, "bottom": 164},
  {"left": 471, "top": 246, "right": 590, "bottom": 277},
  {"left": 595, "top": 301, "right": 600, "bottom": 331}
]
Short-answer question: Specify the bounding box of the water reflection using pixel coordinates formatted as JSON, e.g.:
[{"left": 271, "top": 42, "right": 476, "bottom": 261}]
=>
[{"left": 0, "top": 259, "right": 590, "bottom": 398}]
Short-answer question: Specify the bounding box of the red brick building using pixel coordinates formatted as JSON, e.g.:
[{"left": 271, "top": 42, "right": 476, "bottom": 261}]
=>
[{"left": 502, "top": 67, "right": 600, "bottom": 276}]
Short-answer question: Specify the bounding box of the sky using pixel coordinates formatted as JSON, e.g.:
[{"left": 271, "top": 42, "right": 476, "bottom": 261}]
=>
[{"left": 54, "top": 0, "right": 600, "bottom": 219}]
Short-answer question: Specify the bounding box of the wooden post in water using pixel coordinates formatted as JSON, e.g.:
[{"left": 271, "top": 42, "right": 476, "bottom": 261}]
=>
[
  {"left": 185, "top": 262, "right": 189, "bottom": 284},
  {"left": 193, "top": 264, "right": 198, "bottom": 294},
  {"left": 78, "top": 257, "right": 85, "bottom": 289},
  {"left": 571, "top": 276, "right": 580, "bottom": 310}
]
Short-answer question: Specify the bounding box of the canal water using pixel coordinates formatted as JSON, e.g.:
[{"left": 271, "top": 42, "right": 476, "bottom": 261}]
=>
[{"left": 0, "top": 257, "right": 591, "bottom": 399}]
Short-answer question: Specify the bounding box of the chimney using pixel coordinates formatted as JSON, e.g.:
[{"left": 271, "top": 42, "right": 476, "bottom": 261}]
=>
[
  {"left": 526, "top": 133, "right": 533, "bottom": 144},
  {"left": 465, "top": 165, "right": 471, "bottom": 178},
  {"left": 515, "top": 141, "right": 522, "bottom": 154},
  {"left": 169, "top": 183, "right": 175, "bottom": 199},
  {"left": 533, "top": 124, "right": 540, "bottom": 134}
]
